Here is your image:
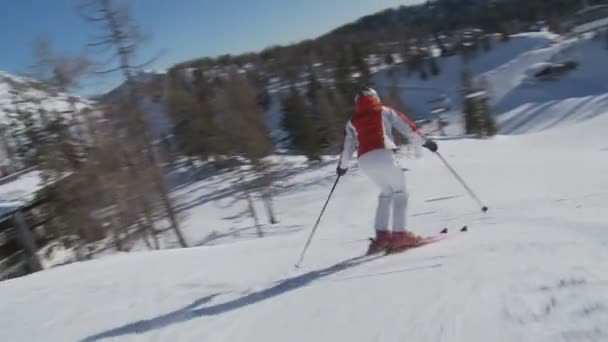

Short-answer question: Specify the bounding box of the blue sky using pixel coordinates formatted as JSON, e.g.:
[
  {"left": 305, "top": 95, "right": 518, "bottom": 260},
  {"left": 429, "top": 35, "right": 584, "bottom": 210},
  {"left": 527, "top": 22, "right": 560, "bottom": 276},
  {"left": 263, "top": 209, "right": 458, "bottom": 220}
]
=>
[{"left": 0, "top": 0, "right": 422, "bottom": 92}]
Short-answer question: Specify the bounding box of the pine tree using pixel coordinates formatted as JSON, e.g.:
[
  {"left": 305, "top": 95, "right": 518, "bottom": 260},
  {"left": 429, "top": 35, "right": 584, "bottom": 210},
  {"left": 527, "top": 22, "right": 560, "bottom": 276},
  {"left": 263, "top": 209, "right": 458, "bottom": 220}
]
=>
[
  {"left": 477, "top": 77, "right": 498, "bottom": 136},
  {"left": 480, "top": 99, "right": 498, "bottom": 136},
  {"left": 461, "top": 69, "right": 498, "bottom": 137},
  {"left": 351, "top": 43, "right": 372, "bottom": 86},
  {"left": 282, "top": 86, "right": 322, "bottom": 161},
  {"left": 329, "top": 87, "right": 351, "bottom": 124},
  {"left": 166, "top": 70, "right": 219, "bottom": 161},
  {"left": 334, "top": 52, "right": 356, "bottom": 110},
  {"left": 428, "top": 56, "right": 440, "bottom": 76},
  {"left": 499, "top": 23, "right": 511, "bottom": 42},
  {"left": 306, "top": 68, "right": 322, "bottom": 102},
  {"left": 385, "top": 79, "right": 411, "bottom": 146},
  {"left": 419, "top": 66, "right": 429, "bottom": 80},
  {"left": 406, "top": 50, "right": 424, "bottom": 76},
  {"left": 461, "top": 68, "right": 481, "bottom": 135},
  {"left": 481, "top": 34, "right": 493, "bottom": 52},
  {"left": 308, "top": 84, "right": 351, "bottom": 154},
  {"left": 313, "top": 84, "right": 342, "bottom": 151},
  {"left": 385, "top": 53, "right": 395, "bottom": 65}
]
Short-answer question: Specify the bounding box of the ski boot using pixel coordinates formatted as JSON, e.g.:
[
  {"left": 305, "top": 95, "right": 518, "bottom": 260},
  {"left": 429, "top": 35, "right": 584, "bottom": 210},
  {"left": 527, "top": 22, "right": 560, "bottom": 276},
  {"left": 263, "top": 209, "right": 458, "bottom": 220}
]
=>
[
  {"left": 389, "top": 231, "right": 423, "bottom": 253},
  {"left": 366, "top": 230, "right": 392, "bottom": 255}
]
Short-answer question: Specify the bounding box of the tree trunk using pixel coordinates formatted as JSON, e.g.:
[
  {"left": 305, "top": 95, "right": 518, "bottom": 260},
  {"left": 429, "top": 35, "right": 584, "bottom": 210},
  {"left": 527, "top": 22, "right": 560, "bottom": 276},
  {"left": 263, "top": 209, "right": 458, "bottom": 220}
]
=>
[
  {"left": 262, "top": 191, "right": 278, "bottom": 224},
  {"left": 141, "top": 199, "right": 161, "bottom": 250},
  {"left": 139, "top": 221, "right": 153, "bottom": 250},
  {"left": 154, "top": 173, "right": 188, "bottom": 247},
  {"left": 246, "top": 192, "right": 263, "bottom": 237},
  {"left": 110, "top": 216, "right": 124, "bottom": 252},
  {"left": 151, "top": 228, "right": 160, "bottom": 250},
  {"left": 13, "top": 210, "right": 43, "bottom": 272}
]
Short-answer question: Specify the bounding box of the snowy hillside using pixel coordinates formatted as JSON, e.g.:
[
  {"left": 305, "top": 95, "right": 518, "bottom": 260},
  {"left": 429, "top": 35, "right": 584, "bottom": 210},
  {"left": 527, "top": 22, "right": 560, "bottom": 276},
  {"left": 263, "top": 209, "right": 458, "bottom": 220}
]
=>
[
  {"left": 2, "top": 105, "right": 608, "bottom": 341},
  {"left": 105, "top": 32, "right": 605, "bottom": 144},
  {"left": 0, "top": 71, "right": 92, "bottom": 170},
  {"left": 373, "top": 33, "right": 559, "bottom": 121},
  {"left": 496, "top": 34, "right": 608, "bottom": 134},
  {"left": 0, "top": 71, "right": 91, "bottom": 123},
  {"left": 374, "top": 31, "right": 608, "bottom": 136}
]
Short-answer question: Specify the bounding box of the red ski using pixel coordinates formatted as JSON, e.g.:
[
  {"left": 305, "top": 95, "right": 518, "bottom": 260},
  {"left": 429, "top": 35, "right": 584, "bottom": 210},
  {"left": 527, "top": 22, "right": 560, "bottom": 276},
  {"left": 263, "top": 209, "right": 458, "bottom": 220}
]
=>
[{"left": 385, "top": 234, "right": 447, "bottom": 254}]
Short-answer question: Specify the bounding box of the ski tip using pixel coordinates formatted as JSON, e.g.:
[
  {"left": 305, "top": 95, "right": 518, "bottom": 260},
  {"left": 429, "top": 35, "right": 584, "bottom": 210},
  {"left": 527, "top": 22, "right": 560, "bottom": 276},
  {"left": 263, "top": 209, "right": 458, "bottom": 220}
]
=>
[
  {"left": 294, "top": 264, "right": 302, "bottom": 269},
  {"left": 482, "top": 206, "right": 489, "bottom": 213},
  {"left": 461, "top": 225, "right": 468, "bottom": 232},
  {"left": 440, "top": 228, "right": 448, "bottom": 234}
]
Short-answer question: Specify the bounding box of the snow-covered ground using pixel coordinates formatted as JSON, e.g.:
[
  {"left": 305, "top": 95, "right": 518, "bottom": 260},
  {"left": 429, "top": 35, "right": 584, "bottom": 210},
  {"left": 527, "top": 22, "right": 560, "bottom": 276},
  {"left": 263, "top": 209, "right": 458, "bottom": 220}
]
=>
[
  {"left": 1, "top": 109, "right": 608, "bottom": 341},
  {"left": 496, "top": 33, "right": 608, "bottom": 134},
  {"left": 0, "top": 169, "right": 42, "bottom": 217},
  {"left": 375, "top": 31, "right": 608, "bottom": 137},
  {"left": 373, "top": 32, "right": 559, "bottom": 120}
]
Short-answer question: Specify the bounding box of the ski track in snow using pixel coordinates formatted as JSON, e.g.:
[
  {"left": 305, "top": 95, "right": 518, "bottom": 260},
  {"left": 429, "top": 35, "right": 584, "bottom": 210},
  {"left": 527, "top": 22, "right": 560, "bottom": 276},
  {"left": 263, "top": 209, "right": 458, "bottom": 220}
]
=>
[{"left": 2, "top": 118, "right": 608, "bottom": 341}]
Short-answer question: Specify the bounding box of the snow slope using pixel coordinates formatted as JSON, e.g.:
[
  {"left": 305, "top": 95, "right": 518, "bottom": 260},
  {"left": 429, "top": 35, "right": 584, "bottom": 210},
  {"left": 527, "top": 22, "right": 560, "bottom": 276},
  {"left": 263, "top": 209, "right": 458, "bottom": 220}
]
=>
[
  {"left": 0, "top": 71, "right": 92, "bottom": 124},
  {"left": 373, "top": 32, "right": 558, "bottom": 120},
  {"left": 0, "top": 71, "right": 92, "bottom": 170},
  {"left": 375, "top": 32, "right": 608, "bottom": 136},
  {"left": 2, "top": 111, "right": 608, "bottom": 341},
  {"left": 0, "top": 169, "right": 42, "bottom": 217},
  {"left": 497, "top": 34, "right": 608, "bottom": 134}
]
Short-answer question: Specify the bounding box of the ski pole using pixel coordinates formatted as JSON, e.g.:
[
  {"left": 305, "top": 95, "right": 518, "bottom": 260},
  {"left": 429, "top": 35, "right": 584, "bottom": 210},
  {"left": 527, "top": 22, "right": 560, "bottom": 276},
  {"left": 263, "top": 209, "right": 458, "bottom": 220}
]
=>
[
  {"left": 434, "top": 151, "right": 488, "bottom": 213},
  {"left": 295, "top": 175, "right": 341, "bottom": 268},
  {"left": 402, "top": 117, "right": 488, "bottom": 214}
]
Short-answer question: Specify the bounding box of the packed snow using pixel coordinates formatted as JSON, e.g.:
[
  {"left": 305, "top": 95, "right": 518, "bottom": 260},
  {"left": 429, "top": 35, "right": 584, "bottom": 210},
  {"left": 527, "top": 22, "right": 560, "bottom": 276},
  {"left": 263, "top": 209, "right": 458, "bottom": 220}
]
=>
[
  {"left": 2, "top": 31, "right": 608, "bottom": 342},
  {"left": 496, "top": 33, "right": 608, "bottom": 134},
  {"left": 2, "top": 113, "right": 608, "bottom": 342}
]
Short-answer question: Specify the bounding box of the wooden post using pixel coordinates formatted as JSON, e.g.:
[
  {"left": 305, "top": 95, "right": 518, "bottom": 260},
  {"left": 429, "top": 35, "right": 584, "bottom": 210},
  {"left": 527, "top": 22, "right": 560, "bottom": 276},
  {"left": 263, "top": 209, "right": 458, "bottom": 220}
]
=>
[{"left": 13, "top": 210, "right": 43, "bottom": 272}]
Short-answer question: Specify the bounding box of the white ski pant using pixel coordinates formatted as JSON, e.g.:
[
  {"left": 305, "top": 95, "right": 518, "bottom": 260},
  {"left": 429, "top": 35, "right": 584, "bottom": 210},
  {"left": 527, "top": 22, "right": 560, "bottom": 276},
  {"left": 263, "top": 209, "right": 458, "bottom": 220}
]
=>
[{"left": 358, "top": 149, "right": 408, "bottom": 232}]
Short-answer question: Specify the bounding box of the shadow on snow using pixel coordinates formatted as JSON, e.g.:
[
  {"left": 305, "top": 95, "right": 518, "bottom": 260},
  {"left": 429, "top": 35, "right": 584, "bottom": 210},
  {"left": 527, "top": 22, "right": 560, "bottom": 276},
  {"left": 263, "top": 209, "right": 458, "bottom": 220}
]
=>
[{"left": 81, "top": 255, "right": 441, "bottom": 341}]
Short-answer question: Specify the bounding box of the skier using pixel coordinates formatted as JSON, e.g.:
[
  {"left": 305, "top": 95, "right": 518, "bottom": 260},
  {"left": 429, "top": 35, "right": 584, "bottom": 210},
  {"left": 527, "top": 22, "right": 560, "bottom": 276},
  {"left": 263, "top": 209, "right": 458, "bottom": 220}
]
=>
[{"left": 337, "top": 87, "right": 438, "bottom": 255}]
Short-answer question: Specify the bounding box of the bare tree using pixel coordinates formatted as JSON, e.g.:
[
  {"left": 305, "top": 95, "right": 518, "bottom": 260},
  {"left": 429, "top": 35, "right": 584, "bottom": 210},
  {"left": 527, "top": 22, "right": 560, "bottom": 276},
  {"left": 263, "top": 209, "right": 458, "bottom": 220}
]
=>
[
  {"left": 214, "top": 70, "right": 279, "bottom": 232},
  {"left": 77, "top": 0, "right": 188, "bottom": 247},
  {"left": 31, "top": 36, "right": 90, "bottom": 94}
]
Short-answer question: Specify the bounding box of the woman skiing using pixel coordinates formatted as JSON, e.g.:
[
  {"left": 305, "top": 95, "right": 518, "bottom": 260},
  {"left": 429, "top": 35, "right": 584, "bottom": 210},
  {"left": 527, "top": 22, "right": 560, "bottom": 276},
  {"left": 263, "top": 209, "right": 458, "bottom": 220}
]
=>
[{"left": 337, "top": 87, "right": 438, "bottom": 255}]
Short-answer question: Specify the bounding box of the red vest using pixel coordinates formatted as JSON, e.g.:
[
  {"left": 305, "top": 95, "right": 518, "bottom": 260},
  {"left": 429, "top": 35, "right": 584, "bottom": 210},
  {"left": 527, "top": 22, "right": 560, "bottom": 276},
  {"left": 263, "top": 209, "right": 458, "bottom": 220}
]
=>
[{"left": 351, "top": 95, "right": 384, "bottom": 157}]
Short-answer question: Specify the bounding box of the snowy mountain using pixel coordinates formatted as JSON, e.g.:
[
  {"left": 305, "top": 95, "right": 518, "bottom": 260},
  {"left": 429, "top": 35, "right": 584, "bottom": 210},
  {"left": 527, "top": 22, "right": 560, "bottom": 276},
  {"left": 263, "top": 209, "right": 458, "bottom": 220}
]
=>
[{"left": 0, "top": 71, "right": 92, "bottom": 175}]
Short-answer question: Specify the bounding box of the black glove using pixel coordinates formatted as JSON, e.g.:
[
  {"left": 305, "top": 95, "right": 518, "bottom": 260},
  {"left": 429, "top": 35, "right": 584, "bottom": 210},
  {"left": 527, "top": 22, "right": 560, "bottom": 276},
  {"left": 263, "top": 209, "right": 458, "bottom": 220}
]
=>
[
  {"left": 336, "top": 165, "right": 348, "bottom": 176},
  {"left": 423, "top": 139, "right": 438, "bottom": 153}
]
